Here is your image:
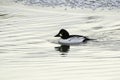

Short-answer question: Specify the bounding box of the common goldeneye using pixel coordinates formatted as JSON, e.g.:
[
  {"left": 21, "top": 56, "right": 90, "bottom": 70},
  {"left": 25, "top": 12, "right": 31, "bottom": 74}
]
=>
[{"left": 55, "top": 29, "right": 92, "bottom": 44}]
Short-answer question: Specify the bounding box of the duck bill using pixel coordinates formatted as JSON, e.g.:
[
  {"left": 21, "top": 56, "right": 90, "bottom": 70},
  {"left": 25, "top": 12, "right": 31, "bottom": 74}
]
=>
[{"left": 54, "top": 34, "right": 60, "bottom": 37}]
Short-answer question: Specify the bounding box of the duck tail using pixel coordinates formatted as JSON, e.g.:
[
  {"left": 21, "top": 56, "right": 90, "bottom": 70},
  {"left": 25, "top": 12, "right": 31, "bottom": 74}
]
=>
[
  {"left": 88, "top": 38, "right": 96, "bottom": 41},
  {"left": 86, "top": 37, "right": 96, "bottom": 41}
]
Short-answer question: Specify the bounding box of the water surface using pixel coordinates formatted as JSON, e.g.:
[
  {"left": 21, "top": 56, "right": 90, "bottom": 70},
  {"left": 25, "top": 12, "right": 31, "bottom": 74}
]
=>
[{"left": 0, "top": 2, "right": 120, "bottom": 80}]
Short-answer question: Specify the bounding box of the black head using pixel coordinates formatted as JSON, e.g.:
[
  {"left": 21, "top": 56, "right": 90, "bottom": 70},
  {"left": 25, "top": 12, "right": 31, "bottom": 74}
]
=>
[{"left": 55, "top": 29, "right": 70, "bottom": 39}]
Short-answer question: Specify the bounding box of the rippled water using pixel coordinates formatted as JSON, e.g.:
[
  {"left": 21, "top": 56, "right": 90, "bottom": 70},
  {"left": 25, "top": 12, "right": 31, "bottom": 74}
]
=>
[
  {"left": 15, "top": 0, "right": 120, "bottom": 9},
  {"left": 0, "top": 1, "right": 120, "bottom": 80}
]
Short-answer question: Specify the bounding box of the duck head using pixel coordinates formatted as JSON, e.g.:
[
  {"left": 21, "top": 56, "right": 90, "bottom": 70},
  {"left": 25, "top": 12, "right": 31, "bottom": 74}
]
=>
[{"left": 55, "top": 29, "right": 70, "bottom": 39}]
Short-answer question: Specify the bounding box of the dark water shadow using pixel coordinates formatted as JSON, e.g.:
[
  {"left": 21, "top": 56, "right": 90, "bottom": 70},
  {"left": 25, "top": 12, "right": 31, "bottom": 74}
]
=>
[
  {"left": 55, "top": 45, "right": 70, "bottom": 56},
  {"left": 92, "top": 26, "right": 103, "bottom": 30},
  {"left": 54, "top": 40, "right": 91, "bottom": 56},
  {"left": 83, "top": 16, "right": 102, "bottom": 23},
  {"left": 0, "top": 13, "right": 8, "bottom": 16},
  {"left": 0, "top": 13, "right": 14, "bottom": 19},
  {"left": 84, "top": 16, "right": 101, "bottom": 20}
]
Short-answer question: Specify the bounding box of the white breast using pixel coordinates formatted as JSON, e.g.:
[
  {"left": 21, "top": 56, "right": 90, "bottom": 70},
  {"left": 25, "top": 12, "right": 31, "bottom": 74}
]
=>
[{"left": 58, "top": 37, "right": 85, "bottom": 44}]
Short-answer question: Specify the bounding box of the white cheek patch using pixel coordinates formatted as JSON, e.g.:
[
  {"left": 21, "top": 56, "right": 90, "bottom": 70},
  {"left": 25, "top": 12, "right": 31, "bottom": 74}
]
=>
[{"left": 60, "top": 34, "right": 62, "bottom": 37}]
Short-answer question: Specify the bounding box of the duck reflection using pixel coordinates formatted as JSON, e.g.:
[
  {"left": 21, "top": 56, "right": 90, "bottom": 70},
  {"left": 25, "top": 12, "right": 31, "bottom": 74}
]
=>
[{"left": 55, "top": 45, "right": 70, "bottom": 55}]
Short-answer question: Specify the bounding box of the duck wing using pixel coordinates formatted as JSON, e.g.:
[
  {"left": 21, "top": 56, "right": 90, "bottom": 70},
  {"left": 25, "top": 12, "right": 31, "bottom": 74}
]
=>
[{"left": 69, "top": 35, "right": 94, "bottom": 42}]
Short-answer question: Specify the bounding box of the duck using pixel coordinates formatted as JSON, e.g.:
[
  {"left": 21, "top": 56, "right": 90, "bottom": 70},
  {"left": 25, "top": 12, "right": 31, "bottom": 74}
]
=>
[{"left": 54, "top": 29, "right": 92, "bottom": 44}]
